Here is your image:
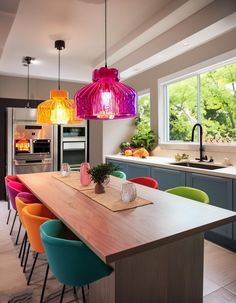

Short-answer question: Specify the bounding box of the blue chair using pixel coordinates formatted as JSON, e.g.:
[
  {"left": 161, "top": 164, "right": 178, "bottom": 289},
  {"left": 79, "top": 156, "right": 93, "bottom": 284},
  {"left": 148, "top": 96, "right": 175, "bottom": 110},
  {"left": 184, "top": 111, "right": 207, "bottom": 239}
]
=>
[
  {"left": 111, "top": 170, "right": 126, "bottom": 179},
  {"left": 40, "top": 220, "right": 113, "bottom": 303}
]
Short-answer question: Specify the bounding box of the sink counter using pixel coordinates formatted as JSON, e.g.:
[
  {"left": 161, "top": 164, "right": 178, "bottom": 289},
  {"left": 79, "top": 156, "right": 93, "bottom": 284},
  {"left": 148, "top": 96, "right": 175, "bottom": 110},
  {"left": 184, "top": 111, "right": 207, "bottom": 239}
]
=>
[{"left": 105, "top": 154, "right": 236, "bottom": 179}]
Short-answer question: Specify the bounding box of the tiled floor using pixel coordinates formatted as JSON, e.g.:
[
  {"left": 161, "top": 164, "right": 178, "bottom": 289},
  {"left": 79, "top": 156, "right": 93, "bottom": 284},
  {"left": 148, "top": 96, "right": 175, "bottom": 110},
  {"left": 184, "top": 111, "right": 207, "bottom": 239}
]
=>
[
  {"left": 1, "top": 201, "right": 236, "bottom": 302},
  {"left": 203, "top": 241, "right": 236, "bottom": 302}
]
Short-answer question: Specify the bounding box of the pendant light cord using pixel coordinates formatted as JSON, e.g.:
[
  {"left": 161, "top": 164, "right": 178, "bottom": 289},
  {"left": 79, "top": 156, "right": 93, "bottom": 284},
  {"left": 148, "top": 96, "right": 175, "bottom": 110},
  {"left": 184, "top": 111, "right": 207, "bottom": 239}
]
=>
[
  {"left": 105, "top": 0, "right": 107, "bottom": 68},
  {"left": 58, "top": 48, "right": 61, "bottom": 90},
  {"left": 27, "top": 62, "right": 30, "bottom": 103}
]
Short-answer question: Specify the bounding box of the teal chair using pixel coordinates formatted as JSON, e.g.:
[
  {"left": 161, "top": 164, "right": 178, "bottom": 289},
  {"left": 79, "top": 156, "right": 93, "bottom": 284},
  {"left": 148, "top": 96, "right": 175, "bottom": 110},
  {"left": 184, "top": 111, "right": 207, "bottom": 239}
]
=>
[
  {"left": 40, "top": 220, "right": 113, "bottom": 303},
  {"left": 165, "top": 186, "right": 209, "bottom": 203},
  {"left": 111, "top": 170, "right": 126, "bottom": 179}
]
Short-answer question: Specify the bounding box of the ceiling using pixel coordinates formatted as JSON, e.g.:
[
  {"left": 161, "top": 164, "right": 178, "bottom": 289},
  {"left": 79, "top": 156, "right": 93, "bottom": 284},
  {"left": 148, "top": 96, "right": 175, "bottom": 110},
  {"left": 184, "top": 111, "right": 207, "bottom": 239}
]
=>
[{"left": 0, "top": 0, "right": 235, "bottom": 83}]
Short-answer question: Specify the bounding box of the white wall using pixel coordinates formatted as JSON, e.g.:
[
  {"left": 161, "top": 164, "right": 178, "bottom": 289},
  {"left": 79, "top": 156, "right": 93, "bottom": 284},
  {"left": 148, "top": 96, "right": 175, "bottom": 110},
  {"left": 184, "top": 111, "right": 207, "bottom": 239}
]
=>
[{"left": 123, "top": 28, "right": 236, "bottom": 164}]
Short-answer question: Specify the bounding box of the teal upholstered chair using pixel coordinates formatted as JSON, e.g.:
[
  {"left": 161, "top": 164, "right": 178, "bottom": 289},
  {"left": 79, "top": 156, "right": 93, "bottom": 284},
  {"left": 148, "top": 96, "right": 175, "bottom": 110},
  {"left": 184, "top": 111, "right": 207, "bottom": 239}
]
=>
[
  {"left": 111, "top": 170, "right": 126, "bottom": 179},
  {"left": 165, "top": 186, "right": 209, "bottom": 203},
  {"left": 40, "top": 220, "right": 113, "bottom": 303}
]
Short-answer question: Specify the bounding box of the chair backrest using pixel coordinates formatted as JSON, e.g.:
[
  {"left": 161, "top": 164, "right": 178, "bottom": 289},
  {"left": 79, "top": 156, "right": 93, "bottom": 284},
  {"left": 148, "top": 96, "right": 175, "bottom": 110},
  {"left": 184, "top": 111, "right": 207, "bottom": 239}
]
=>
[
  {"left": 165, "top": 186, "right": 209, "bottom": 203},
  {"left": 16, "top": 193, "right": 41, "bottom": 227},
  {"left": 7, "top": 181, "right": 30, "bottom": 210},
  {"left": 40, "top": 220, "right": 113, "bottom": 287},
  {"left": 22, "top": 203, "right": 56, "bottom": 253},
  {"left": 129, "top": 177, "right": 158, "bottom": 189},
  {"left": 111, "top": 170, "right": 126, "bottom": 180},
  {"left": 5, "top": 175, "right": 19, "bottom": 198}
]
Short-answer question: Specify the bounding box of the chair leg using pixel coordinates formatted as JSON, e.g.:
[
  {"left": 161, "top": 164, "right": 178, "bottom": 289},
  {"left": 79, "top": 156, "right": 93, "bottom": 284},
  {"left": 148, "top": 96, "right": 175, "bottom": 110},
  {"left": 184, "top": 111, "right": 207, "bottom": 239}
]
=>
[
  {"left": 23, "top": 242, "right": 30, "bottom": 273},
  {"left": 40, "top": 264, "right": 49, "bottom": 303},
  {"left": 59, "top": 285, "right": 66, "bottom": 303},
  {"left": 73, "top": 287, "right": 77, "bottom": 295},
  {"left": 19, "top": 232, "right": 26, "bottom": 258},
  {"left": 10, "top": 211, "right": 17, "bottom": 235},
  {"left": 21, "top": 233, "right": 28, "bottom": 266},
  {"left": 6, "top": 208, "right": 11, "bottom": 225},
  {"left": 82, "top": 286, "right": 86, "bottom": 303},
  {"left": 27, "top": 252, "right": 39, "bottom": 285},
  {"left": 15, "top": 221, "right": 22, "bottom": 245}
]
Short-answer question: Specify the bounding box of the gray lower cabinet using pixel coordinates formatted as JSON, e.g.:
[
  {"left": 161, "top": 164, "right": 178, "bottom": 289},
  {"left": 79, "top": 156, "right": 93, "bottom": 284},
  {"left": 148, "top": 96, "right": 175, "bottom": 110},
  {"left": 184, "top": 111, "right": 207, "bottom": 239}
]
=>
[
  {"left": 186, "top": 173, "right": 233, "bottom": 240},
  {"left": 106, "top": 159, "right": 128, "bottom": 175},
  {"left": 151, "top": 167, "right": 185, "bottom": 190},
  {"left": 106, "top": 159, "right": 150, "bottom": 180}
]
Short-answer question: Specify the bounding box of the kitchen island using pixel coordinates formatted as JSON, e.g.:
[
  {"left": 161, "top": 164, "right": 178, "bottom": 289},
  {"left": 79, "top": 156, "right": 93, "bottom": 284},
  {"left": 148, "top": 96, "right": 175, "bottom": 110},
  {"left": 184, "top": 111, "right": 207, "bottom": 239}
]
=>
[{"left": 18, "top": 172, "right": 236, "bottom": 303}]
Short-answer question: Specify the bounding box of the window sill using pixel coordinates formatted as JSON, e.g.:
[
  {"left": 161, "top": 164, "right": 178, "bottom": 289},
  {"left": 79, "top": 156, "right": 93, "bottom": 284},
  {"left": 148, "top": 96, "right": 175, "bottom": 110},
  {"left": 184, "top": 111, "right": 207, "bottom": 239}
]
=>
[{"left": 159, "top": 142, "right": 236, "bottom": 154}]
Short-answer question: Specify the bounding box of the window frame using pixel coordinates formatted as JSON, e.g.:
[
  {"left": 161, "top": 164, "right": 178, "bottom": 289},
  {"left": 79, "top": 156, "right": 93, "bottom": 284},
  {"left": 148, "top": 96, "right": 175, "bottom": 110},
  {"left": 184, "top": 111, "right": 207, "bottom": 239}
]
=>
[{"left": 158, "top": 49, "right": 236, "bottom": 152}]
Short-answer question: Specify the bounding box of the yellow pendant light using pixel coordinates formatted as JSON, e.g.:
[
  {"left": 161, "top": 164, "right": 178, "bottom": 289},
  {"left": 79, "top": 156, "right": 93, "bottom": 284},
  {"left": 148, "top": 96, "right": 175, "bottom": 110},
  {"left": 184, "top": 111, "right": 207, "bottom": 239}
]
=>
[{"left": 37, "top": 40, "right": 81, "bottom": 124}]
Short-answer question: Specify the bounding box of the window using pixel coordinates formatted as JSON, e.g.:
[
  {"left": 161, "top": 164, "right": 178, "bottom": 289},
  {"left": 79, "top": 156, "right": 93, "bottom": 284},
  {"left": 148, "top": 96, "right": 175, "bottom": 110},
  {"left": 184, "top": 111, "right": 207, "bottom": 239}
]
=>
[
  {"left": 137, "top": 91, "right": 150, "bottom": 127},
  {"left": 161, "top": 61, "right": 236, "bottom": 144}
]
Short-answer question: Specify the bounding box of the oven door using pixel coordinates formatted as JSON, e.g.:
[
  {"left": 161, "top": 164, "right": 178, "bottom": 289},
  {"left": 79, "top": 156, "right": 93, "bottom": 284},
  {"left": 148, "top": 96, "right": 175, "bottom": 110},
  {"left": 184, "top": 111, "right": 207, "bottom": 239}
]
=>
[
  {"left": 62, "top": 141, "right": 86, "bottom": 170},
  {"left": 32, "top": 139, "right": 51, "bottom": 154}
]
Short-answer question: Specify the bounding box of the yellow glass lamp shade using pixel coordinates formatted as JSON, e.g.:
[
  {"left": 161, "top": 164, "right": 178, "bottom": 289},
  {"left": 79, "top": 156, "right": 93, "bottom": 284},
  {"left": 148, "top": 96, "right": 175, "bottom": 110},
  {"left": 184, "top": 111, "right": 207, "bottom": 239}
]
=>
[{"left": 37, "top": 90, "right": 81, "bottom": 124}]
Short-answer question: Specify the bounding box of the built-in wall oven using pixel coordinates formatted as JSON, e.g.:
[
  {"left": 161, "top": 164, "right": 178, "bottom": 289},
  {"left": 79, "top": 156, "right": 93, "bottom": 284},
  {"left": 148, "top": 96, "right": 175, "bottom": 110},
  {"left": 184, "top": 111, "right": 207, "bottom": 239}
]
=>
[
  {"left": 59, "top": 121, "right": 88, "bottom": 171},
  {"left": 7, "top": 108, "right": 56, "bottom": 175}
]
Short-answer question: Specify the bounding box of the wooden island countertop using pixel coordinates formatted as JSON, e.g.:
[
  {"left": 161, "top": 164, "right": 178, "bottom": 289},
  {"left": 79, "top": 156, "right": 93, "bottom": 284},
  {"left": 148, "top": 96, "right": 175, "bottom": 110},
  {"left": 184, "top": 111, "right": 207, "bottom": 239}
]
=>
[{"left": 17, "top": 172, "right": 236, "bottom": 303}]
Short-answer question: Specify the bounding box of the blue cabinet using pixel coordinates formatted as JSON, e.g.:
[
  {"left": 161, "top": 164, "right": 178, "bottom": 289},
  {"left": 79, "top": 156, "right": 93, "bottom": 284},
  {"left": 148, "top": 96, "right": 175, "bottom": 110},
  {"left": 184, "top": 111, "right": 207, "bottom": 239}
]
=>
[
  {"left": 106, "top": 160, "right": 150, "bottom": 180},
  {"left": 186, "top": 173, "right": 233, "bottom": 240},
  {"left": 151, "top": 167, "right": 185, "bottom": 190},
  {"left": 126, "top": 163, "right": 150, "bottom": 180},
  {"left": 106, "top": 159, "right": 128, "bottom": 176}
]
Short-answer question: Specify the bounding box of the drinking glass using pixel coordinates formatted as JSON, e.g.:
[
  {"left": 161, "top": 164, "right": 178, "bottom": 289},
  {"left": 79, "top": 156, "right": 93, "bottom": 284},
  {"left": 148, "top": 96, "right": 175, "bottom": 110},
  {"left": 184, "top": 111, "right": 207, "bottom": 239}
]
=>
[
  {"left": 121, "top": 182, "right": 137, "bottom": 203},
  {"left": 61, "top": 163, "right": 71, "bottom": 177}
]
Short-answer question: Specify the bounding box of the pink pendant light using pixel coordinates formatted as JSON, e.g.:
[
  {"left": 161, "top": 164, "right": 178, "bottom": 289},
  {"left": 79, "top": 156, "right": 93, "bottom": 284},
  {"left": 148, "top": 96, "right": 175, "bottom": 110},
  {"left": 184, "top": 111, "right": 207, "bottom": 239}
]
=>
[{"left": 75, "top": 0, "right": 138, "bottom": 120}]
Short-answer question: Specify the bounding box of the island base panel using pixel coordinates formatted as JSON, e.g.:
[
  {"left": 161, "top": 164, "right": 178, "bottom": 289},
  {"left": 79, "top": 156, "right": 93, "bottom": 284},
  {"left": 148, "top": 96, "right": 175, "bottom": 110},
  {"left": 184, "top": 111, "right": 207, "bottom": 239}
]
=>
[{"left": 89, "top": 233, "right": 204, "bottom": 303}]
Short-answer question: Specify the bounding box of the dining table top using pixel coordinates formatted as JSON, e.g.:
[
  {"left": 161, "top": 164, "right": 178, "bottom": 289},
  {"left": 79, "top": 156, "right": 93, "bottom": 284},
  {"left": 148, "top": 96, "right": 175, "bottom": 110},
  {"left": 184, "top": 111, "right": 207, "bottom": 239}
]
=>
[{"left": 17, "top": 171, "right": 236, "bottom": 263}]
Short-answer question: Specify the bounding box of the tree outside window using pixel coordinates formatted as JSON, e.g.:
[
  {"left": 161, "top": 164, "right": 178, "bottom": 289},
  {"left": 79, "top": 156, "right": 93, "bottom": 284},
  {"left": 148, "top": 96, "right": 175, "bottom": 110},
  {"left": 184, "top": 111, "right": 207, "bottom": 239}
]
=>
[{"left": 167, "top": 62, "right": 236, "bottom": 143}]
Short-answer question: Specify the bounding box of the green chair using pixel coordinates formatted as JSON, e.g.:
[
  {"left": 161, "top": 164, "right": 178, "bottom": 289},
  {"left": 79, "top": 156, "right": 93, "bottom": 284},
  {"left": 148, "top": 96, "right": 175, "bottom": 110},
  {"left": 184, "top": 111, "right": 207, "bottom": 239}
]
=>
[
  {"left": 165, "top": 186, "right": 209, "bottom": 203},
  {"left": 40, "top": 220, "right": 113, "bottom": 303},
  {"left": 111, "top": 170, "right": 126, "bottom": 180}
]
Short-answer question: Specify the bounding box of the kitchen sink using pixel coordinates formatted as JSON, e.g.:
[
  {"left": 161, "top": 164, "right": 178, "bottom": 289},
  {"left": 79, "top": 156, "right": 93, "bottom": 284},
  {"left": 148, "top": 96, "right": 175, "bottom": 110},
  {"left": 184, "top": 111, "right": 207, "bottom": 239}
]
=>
[{"left": 169, "top": 162, "right": 226, "bottom": 170}]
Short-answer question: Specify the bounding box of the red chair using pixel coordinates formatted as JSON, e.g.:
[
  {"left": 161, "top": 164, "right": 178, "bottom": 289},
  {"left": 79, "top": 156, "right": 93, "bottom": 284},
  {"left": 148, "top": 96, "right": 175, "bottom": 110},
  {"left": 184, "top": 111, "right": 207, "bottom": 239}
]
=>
[
  {"left": 5, "top": 176, "right": 19, "bottom": 225},
  {"left": 129, "top": 177, "right": 159, "bottom": 189}
]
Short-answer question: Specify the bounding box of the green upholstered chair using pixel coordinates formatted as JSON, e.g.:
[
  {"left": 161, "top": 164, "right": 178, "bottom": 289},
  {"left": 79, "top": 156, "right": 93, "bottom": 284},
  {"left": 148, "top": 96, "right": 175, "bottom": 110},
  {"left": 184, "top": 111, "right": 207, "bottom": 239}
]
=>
[
  {"left": 111, "top": 170, "right": 126, "bottom": 180},
  {"left": 40, "top": 220, "right": 113, "bottom": 303},
  {"left": 165, "top": 186, "right": 209, "bottom": 203}
]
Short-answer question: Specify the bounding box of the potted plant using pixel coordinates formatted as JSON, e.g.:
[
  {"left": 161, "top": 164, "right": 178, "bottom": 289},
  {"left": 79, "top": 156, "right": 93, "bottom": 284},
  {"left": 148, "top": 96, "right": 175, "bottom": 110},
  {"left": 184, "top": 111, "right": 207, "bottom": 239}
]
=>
[{"left": 88, "top": 163, "right": 117, "bottom": 194}]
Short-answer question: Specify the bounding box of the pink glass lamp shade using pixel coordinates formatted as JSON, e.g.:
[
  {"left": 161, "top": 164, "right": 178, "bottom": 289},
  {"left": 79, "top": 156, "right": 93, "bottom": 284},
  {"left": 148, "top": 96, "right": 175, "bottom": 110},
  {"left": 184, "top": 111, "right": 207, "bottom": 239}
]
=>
[{"left": 75, "top": 67, "right": 138, "bottom": 120}]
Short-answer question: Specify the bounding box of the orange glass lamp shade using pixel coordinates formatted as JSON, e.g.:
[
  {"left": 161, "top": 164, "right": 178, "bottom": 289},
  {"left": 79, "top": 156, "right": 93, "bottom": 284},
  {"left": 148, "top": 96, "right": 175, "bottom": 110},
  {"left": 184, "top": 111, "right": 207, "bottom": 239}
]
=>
[
  {"left": 37, "top": 90, "right": 81, "bottom": 124},
  {"left": 15, "top": 138, "right": 30, "bottom": 152}
]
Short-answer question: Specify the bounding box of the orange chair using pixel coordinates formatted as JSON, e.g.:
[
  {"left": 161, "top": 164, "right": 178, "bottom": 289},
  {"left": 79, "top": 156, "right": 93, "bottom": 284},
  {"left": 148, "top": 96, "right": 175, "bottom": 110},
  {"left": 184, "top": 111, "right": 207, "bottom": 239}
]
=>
[
  {"left": 22, "top": 203, "right": 56, "bottom": 302},
  {"left": 129, "top": 177, "right": 159, "bottom": 189},
  {"left": 15, "top": 193, "right": 41, "bottom": 268}
]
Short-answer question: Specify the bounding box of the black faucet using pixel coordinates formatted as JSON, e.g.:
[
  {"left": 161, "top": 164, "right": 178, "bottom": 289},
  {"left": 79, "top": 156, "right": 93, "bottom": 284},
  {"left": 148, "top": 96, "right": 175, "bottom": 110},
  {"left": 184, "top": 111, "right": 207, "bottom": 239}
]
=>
[{"left": 191, "top": 123, "right": 207, "bottom": 162}]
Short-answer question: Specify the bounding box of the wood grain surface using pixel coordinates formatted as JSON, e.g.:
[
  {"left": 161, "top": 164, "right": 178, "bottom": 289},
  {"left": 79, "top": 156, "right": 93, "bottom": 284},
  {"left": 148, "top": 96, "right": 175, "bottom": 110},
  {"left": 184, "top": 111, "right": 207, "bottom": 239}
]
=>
[{"left": 18, "top": 172, "right": 236, "bottom": 263}]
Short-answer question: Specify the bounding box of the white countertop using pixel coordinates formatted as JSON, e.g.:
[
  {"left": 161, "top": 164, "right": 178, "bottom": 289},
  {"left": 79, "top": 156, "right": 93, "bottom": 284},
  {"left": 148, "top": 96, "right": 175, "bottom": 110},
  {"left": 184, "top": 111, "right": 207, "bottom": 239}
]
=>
[{"left": 105, "top": 154, "right": 236, "bottom": 179}]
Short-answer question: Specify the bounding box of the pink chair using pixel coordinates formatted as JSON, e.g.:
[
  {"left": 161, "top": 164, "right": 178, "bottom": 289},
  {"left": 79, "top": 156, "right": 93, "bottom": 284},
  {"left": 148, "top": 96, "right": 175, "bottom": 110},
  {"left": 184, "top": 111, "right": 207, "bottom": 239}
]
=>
[
  {"left": 5, "top": 176, "right": 19, "bottom": 225},
  {"left": 7, "top": 181, "right": 30, "bottom": 238},
  {"left": 129, "top": 177, "right": 159, "bottom": 189}
]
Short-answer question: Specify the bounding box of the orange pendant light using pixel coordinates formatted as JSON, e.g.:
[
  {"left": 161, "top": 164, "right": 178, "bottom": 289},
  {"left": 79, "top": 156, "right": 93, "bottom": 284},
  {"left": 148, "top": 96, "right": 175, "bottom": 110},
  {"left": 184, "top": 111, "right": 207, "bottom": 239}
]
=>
[{"left": 37, "top": 40, "right": 81, "bottom": 124}]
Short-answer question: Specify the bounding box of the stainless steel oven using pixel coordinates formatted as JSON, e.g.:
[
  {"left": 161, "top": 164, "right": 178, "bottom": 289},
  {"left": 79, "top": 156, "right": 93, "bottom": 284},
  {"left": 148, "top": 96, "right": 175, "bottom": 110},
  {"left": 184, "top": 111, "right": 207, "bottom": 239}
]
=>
[
  {"left": 7, "top": 108, "right": 56, "bottom": 175},
  {"left": 59, "top": 121, "right": 88, "bottom": 171}
]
